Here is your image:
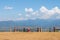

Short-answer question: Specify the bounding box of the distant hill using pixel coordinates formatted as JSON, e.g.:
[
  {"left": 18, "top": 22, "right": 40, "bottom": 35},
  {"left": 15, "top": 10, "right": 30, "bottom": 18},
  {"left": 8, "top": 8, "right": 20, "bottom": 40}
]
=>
[{"left": 0, "top": 19, "right": 60, "bottom": 28}]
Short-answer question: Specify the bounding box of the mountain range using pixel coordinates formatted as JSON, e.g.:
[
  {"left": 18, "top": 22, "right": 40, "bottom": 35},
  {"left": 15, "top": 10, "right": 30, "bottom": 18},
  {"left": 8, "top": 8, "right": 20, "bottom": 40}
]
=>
[{"left": 0, "top": 19, "right": 60, "bottom": 29}]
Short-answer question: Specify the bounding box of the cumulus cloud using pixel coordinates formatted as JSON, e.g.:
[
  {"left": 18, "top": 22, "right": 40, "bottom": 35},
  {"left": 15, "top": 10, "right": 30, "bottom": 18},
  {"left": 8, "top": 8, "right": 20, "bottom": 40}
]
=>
[
  {"left": 17, "top": 6, "right": 60, "bottom": 20},
  {"left": 38, "top": 6, "right": 60, "bottom": 19},
  {"left": 25, "top": 14, "right": 31, "bottom": 17},
  {"left": 25, "top": 8, "right": 33, "bottom": 12},
  {"left": 40, "top": 6, "right": 48, "bottom": 13},
  {"left": 3, "top": 6, "right": 60, "bottom": 21},
  {"left": 53, "top": 6, "right": 60, "bottom": 14},
  {"left": 32, "top": 11, "right": 39, "bottom": 16},
  {"left": 4, "top": 6, "right": 13, "bottom": 10},
  {"left": 39, "top": 10, "right": 55, "bottom": 19}
]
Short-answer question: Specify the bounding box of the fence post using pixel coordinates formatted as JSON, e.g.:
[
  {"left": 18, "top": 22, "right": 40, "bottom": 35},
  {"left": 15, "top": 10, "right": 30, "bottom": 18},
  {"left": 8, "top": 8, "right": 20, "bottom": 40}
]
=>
[
  {"left": 10, "top": 27, "right": 12, "bottom": 32},
  {"left": 23, "top": 27, "right": 26, "bottom": 32},
  {"left": 4, "top": 27, "right": 6, "bottom": 32},
  {"left": 17, "top": 26, "right": 20, "bottom": 32},
  {"left": 53, "top": 27, "right": 55, "bottom": 32},
  {"left": 40, "top": 27, "right": 41, "bottom": 32},
  {"left": 37, "top": 27, "right": 39, "bottom": 32},
  {"left": 14, "top": 27, "right": 16, "bottom": 32},
  {"left": 49, "top": 28, "right": 51, "bottom": 32}
]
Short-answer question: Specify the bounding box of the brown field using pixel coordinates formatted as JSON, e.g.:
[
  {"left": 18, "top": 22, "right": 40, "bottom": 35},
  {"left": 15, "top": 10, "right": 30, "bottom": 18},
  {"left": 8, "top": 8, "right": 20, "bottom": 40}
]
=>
[{"left": 0, "top": 32, "right": 60, "bottom": 40}]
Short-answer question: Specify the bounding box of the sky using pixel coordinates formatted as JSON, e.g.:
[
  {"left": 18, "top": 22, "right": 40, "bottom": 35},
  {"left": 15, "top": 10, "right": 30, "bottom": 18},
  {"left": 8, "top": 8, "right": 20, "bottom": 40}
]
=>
[{"left": 0, "top": 0, "right": 60, "bottom": 21}]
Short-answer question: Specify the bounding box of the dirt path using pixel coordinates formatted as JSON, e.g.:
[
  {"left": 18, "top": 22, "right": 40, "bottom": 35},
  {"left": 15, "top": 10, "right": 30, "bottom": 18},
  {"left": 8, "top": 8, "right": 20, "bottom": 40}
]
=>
[{"left": 0, "top": 32, "right": 60, "bottom": 40}]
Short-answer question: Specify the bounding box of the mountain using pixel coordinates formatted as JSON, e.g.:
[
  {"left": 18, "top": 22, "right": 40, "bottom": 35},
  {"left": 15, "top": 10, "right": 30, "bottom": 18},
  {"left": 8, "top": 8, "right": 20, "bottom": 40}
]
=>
[{"left": 0, "top": 19, "right": 60, "bottom": 28}]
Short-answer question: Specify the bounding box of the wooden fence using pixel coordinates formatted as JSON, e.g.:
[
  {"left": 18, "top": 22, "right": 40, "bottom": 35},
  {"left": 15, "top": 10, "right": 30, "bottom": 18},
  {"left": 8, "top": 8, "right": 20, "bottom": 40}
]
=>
[{"left": 0, "top": 27, "right": 60, "bottom": 32}]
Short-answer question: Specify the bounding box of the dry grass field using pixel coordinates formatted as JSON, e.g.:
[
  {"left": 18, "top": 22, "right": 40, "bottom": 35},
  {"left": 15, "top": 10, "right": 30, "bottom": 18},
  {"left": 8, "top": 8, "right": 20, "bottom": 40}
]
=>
[{"left": 0, "top": 32, "right": 60, "bottom": 40}]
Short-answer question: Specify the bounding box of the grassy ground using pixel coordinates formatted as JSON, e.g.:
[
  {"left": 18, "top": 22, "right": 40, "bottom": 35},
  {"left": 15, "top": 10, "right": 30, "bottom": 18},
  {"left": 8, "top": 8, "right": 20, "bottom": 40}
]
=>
[{"left": 0, "top": 32, "right": 60, "bottom": 40}]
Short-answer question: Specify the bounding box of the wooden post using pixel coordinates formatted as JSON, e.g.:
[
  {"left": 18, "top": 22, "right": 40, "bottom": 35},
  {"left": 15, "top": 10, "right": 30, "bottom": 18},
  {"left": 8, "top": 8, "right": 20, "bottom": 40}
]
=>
[
  {"left": 14, "top": 27, "right": 16, "bottom": 32},
  {"left": 53, "top": 27, "right": 55, "bottom": 32},
  {"left": 49, "top": 28, "right": 51, "bottom": 32},
  {"left": 23, "top": 27, "right": 26, "bottom": 32},
  {"left": 37, "top": 27, "right": 39, "bottom": 32},
  {"left": 3, "top": 27, "right": 5, "bottom": 32},
  {"left": 40, "top": 27, "right": 41, "bottom": 32},
  {"left": 19, "top": 26, "right": 20, "bottom": 32},
  {"left": 10, "top": 27, "right": 12, "bottom": 32},
  {"left": 17, "top": 26, "right": 20, "bottom": 32}
]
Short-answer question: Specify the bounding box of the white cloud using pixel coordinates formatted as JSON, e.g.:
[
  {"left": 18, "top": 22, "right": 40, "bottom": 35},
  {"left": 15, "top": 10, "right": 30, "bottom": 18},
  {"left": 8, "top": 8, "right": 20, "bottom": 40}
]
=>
[
  {"left": 42, "top": 10, "right": 55, "bottom": 19},
  {"left": 25, "top": 14, "right": 31, "bottom": 17},
  {"left": 53, "top": 6, "right": 60, "bottom": 14},
  {"left": 32, "top": 11, "right": 39, "bottom": 16},
  {"left": 47, "top": 10, "right": 55, "bottom": 15},
  {"left": 2, "top": 6, "right": 60, "bottom": 21},
  {"left": 17, "top": 6, "right": 60, "bottom": 20},
  {"left": 40, "top": 6, "right": 48, "bottom": 13},
  {"left": 39, "top": 6, "right": 60, "bottom": 19},
  {"left": 15, "top": 17, "right": 28, "bottom": 20},
  {"left": 18, "top": 13, "right": 22, "bottom": 16},
  {"left": 25, "top": 8, "right": 33, "bottom": 12},
  {"left": 4, "top": 6, "right": 13, "bottom": 10}
]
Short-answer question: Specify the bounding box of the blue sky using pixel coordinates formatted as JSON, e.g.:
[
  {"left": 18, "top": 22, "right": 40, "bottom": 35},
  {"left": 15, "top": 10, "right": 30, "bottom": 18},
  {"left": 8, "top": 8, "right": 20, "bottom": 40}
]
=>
[{"left": 0, "top": 0, "right": 60, "bottom": 21}]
